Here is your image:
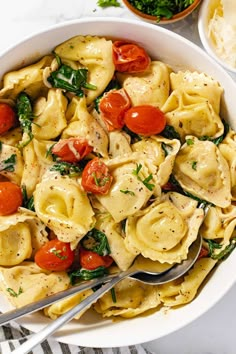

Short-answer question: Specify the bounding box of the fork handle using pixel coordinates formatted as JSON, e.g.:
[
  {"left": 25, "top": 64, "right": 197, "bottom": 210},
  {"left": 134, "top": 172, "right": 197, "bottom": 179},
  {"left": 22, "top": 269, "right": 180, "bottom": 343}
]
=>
[{"left": 11, "top": 269, "right": 134, "bottom": 354}]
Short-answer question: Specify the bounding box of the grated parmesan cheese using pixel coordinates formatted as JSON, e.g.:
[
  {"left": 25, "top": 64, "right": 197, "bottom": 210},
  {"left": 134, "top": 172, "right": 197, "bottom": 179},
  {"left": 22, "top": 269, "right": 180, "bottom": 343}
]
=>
[{"left": 208, "top": 0, "right": 236, "bottom": 68}]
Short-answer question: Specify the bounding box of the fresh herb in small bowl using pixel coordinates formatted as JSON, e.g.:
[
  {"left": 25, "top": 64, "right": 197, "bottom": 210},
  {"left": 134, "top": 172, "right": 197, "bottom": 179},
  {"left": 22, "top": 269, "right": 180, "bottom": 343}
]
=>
[{"left": 122, "top": 0, "right": 202, "bottom": 24}]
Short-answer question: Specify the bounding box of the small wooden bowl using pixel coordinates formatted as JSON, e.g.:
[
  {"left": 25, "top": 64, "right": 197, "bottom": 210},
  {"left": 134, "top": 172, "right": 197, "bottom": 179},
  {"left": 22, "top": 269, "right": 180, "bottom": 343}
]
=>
[{"left": 122, "top": 0, "right": 202, "bottom": 24}]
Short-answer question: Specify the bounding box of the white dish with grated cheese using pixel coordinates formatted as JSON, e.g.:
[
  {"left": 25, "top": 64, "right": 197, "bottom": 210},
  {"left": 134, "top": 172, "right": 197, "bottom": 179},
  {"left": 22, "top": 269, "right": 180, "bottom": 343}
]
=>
[{"left": 198, "top": 0, "right": 236, "bottom": 75}]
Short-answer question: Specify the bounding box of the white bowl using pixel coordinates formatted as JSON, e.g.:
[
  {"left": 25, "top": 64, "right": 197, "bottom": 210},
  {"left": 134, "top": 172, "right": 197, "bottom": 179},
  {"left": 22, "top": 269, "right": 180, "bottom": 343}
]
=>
[
  {"left": 0, "top": 17, "right": 236, "bottom": 348},
  {"left": 198, "top": 0, "right": 236, "bottom": 77}
]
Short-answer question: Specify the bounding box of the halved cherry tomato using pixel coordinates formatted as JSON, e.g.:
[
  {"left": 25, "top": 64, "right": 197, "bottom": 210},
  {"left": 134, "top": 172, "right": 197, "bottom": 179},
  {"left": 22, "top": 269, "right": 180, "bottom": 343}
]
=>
[
  {"left": 81, "top": 158, "right": 113, "bottom": 195},
  {"left": 0, "top": 182, "right": 23, "bottom": 215},
  {"left": 99, "top": 88, "right": 131, "bottom": 131},
  {"left": 0, "top": 103, "right": 16, "bottom": 135},
  {"left": 35, "top": 239, "right": 75, "bottom": 271},
  {"left": 113, "top": 41, "right": 151, "bottom": 73},
  {"left": 51, "top": 138, "right": 93, "bottom": 163},
  {"left": 124, "top": 105, "right": 166, "bottom": 136},
  {"left": 197, "top": 246, "right": 209, "bottom": 260},
  {"left": 79, "top": 247, "right": 113, "bottom": 270}
]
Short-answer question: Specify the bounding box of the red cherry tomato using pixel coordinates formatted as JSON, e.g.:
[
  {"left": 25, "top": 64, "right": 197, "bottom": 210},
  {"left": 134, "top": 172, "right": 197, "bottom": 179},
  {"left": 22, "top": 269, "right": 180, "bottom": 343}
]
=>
[
  {"left": 81, "top": 158, "right": 113, "bottom": 195},
  {"left": 0, "top": 103, "right": 16, "bottom": 135},
  {"left": 113, "top": 41, "right": 151, "bottom": 73},
  {"left": 124, "top": 105, "right": 166, "bottom": 136},
  {"left": 197, "top": 246, "right": 209, "bottom": 260},
  {"left": 51, "top": 138, "right": 93, "bottom": 163},
  {"left": 35, "top": 239, "right": 75, "bottom": 271},
  {"left": 79, "top": 248, "right": 113, "bottom": 270},
  {"left": 0, "top": 182, "right": 23, "bottom": 215},
  {"left": 99, "top": 88, "right": 131, "bottom": 131}
]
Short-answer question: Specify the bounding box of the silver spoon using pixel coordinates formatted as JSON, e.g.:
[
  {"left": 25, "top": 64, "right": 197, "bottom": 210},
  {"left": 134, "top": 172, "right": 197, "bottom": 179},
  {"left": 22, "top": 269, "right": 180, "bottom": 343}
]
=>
[{"left": 10, "top": 229, "right": 203, "bottom": 354}]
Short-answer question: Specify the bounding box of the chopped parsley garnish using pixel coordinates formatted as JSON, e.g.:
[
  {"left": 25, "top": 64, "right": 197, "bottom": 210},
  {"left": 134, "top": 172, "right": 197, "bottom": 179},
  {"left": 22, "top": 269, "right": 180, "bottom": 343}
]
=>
[
  {"left": 133, "top": 163, "right": 155, "bottom": 191},
  {"left": 191, "top": 161, "right": 197, "bottom": 170},
  {"left": 16, "top": 92, "right": 34, "bottom": 148},
  {"left": 111, "top": 288, "right": 117, "bottom": 303},
  {"left": 47, "top": 63, "right": 96, "bottom": 96},
  {"left": 51, "top": 248, "right": 67, "bottom": 260},
  {"left": 126, "top": 0, "right": 195, "bottom": 20},
  {"left": 6, "top": 287, "right": 23, "bottom": 297},
  {"left": 92, "top": 171, "right": 110, "bottom": 187},
  {"left": 120, "top": 189, "right": 135, "bottom": 196},
  {"left": 0, "top": 154, "right": 16, "bottom": 172},
  {"left": 186, "top": 138, "right": 194, "bottom": 145},
  {"left": 82, "top": 228, "right": 111, "bottom": 256}
]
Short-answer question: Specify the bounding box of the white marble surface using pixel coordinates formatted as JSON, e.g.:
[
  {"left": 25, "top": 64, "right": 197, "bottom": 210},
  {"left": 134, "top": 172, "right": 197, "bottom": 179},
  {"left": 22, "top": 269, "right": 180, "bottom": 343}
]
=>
[{"left": 1, "top": 1, "right": 236, "bottom": 353}]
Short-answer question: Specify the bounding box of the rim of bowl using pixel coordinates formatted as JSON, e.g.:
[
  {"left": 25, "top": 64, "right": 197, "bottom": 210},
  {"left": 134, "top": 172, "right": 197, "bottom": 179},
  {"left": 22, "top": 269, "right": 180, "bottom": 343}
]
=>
[
  {"left": 198, "top": 0, "right": 236, "bottom": 74},
  {"left": 122, "top": 0, "right": 202, "bottom": 24}
]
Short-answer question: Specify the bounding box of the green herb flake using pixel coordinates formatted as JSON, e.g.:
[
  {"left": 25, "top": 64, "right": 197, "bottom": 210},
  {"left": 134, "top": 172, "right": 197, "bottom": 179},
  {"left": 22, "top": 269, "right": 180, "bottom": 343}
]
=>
[
  {"left": 191, "top": 161, "right": 197, "bottom": 170},
  {"left": 6, "top": 287, "right": 23, "bottom": 297},
  {"left": 120, "top": 189, "right": 135, "bottom": 196},
  {"left": 110, "top": 288, "right": 117, "bottom": 303},
  {"left": 186, "top": 138, "right": 194, "bottom": 145},
  {"left": 51, "top": 248, "right": 67, "bottom": 260},
  {"left": 132, "top": 163, "right": 155, "bottom": 191},
  {"left": 97, "top": 0, "right": 120, "bottom": 7}
]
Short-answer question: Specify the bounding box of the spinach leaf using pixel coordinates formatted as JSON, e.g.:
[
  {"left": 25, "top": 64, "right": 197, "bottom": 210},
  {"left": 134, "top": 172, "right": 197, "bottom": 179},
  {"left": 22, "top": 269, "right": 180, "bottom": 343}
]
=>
[
  {"left": 81, "top": 228, "right": 111, "bottom": 256},
  {"left": 21, "top": 185, "right": 35, "bottom": 211},
  {"left": 50, "top": 161, "right": 83, "bottom": 177},
  {"left": 69, "top": 266, "right": 107, "bottom": 284},
  {"left": 205, "top": 238, "right": 236, "bottom": 261},
  {"left": 0, "top": 154, "right": 16, "bottom": 172},
  {"left": 161, "top": 125, "right": 180, "bottom": 140},
  {"left": 47, "top": 65, "right": 96, "bottom": 96},
  {"left": 199, "top": 120, "right": 229, "bottom": 146},
  {"left": 16, "top": 93, "right": 34, "bottom": 148}
]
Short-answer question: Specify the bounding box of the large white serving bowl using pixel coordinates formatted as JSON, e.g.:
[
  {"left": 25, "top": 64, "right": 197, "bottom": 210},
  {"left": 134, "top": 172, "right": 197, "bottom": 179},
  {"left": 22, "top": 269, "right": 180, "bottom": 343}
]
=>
[{"left": 0, "top": 17, "right": 236, "bottom": 348}]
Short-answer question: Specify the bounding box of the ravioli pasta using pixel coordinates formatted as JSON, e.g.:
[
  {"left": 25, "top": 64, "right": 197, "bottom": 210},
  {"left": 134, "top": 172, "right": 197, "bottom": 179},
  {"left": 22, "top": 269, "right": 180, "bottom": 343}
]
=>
[{"left": 0, "top": 34, "right": 235, "bottom": 323}]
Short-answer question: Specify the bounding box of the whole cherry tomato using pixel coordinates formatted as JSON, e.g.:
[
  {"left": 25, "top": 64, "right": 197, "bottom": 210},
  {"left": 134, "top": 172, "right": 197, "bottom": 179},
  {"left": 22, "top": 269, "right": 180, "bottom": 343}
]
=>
[
  {"left": 79, "top": 247, "right": 113, "bottom": 270},
  {"left": 81, "top": 158, "right": 113, "bottom": 195},
  {"left": 35, "top": 239, "right": 75, "bottom": 271},
  {"left": 51, "top": 138, "right": 93, "bottom": 163},
  {"left": 124, "top": 105, "right": 166, "bottom": 135},
  {"left": 113, "top": 41, "right": 151, "bottom": 73},
  {"left": 99, "top": 88, "right": 131, "bottom": 131},
  {"left": 0, "top": 182, "right": 23, "bottom": 215},
  {"left": 0, "top": 103, "right": 16, "bottom": 135}
]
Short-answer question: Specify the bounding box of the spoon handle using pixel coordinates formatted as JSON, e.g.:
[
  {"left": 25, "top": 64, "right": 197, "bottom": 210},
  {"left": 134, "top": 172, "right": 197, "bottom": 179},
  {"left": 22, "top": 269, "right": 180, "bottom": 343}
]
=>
[
  {"left": 0, "top": 273, "right": 118, "bottom": 326},
  {"left": 11, "top": 269, "right": 134, "bottom": 354}
]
